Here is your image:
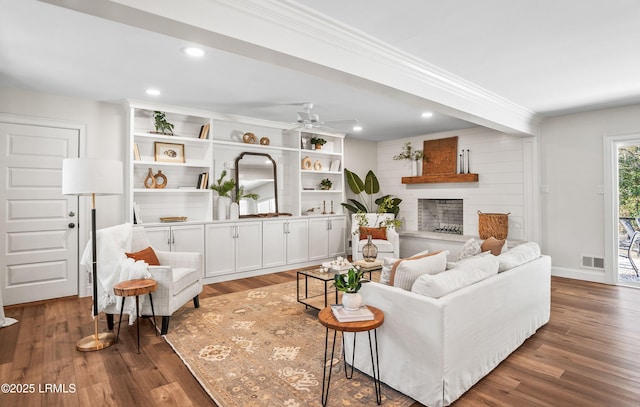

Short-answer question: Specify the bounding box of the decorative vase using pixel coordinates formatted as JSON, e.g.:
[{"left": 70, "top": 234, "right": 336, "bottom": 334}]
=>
[
  {"left": 410, "top": 160, "right": 418, "bottom": 177},
  {"left": 362, "top": 234, "right": 378, "bottom": 262},
  {"left": 217, "top": 196, "right": 230, "bottom": 220},
  {"left": 229, "top": 202, "right": 239, "bottom": 220},
  {"left": 342, "top": 292, "right": 363, "bottom": 311},
  {"left": 415, "top": 160, "right": 423, "bottom": 177}
]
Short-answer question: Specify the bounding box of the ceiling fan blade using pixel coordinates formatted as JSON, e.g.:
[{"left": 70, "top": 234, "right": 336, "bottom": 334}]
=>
[{"left": 323, "top": 119, "right": 359, "bottom": 125}]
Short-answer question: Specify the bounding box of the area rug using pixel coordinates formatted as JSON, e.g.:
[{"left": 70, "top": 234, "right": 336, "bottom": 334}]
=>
[{"left": 164, "top": 281, "right": 414, "bottom": 407}]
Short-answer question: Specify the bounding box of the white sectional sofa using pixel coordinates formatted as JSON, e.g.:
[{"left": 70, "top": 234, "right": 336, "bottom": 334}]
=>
[{"left": 345, "top": 246, "right": 551, "bottom": 407}]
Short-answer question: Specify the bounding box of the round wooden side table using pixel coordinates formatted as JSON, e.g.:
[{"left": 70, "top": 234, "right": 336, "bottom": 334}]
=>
[
  {"left": 318, "top": 305, "right": 384, "bottom": 406},
  {"left": 113, "top": 278, "right": 158, "bottom": 353}
]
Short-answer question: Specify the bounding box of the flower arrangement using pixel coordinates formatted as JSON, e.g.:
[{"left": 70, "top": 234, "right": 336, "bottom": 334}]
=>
[{"left": 393, "top": 142, "right": 424, "bottom": 161}]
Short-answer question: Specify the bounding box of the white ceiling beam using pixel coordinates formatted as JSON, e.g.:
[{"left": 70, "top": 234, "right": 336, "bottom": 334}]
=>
[{"left": 41, "top": 0, "right": 541, "bottom": 136}]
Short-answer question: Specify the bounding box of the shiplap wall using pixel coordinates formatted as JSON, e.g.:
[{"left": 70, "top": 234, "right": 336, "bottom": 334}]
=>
[{"left": 376, "top": 127, "right": 528, "bottom": 241}]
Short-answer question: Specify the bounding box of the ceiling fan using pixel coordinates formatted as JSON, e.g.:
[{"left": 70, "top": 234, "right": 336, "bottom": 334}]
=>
[{"left": 292, "top": 103, "right": 358, "bottom": 131}]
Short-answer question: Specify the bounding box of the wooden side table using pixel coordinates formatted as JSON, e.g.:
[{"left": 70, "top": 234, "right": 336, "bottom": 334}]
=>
[
  {"left": 113, "top": 278, "right": 158, "bottom": 353},
  {"left": 318, "top": 305, "right": 384, "bottom": 406}
]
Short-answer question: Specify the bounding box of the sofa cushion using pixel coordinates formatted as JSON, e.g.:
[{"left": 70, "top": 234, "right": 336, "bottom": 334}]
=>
[
  {"left": 380, "top": 249, "right": 430, "bottom": 284},
  {"left": 171, "top": 267, "right": 200, "bottom": 295},
  {"left": 457, "top": 238, "right": 482, "bottom": 261},
  {"left": 359, "top": 226, "right": 386, "bottom": 240},
  {"left": 497, "top": 242, "right": 541, "bottom": 272},
  {"left": 412, "top": 255, "right": 499, "bottom": 298},
  {"left": 481, "top": 237, "right": 506, "bottom": 256},
  {"left": 390, "top": 251, "right": 448, "bottom": 290},
  {"left": 125, "top": 246, "right": 160, "bottom": 266}
]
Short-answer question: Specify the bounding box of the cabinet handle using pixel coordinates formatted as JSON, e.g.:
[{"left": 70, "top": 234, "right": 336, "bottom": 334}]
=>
[
  {"left": 329, "top": 220, "right": 332, "bottom": 230},
  {"left": 167, "top": 230, "right": 171, "bottom": 245},
  {"left": 285, "top": 222, "right": 290, "bottom": 234},
  {"left": 234, "top": 225, "right": 239, "bottom": 238},
  {"left": 172, "top": 229, "right": 175, "bottom": 244}
]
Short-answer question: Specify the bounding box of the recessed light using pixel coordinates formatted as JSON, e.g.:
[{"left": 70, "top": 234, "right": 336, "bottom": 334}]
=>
[
  {"left": 353, "top": 125, "right": 363, "bottom": 132},
  {"left": 182, "top": 47, "right": 205, "bottom": 57},
  {"left": 421, "top": 111, "right": 433, "bottom": 118},
  {"left": 146, "top": 88, "right": 161, "bottom": 96}
]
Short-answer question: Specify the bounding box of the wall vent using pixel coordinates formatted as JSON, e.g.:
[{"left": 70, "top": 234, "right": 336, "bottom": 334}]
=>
[{"left": 581, "top": 255, "right": 604, "bottom": 270}]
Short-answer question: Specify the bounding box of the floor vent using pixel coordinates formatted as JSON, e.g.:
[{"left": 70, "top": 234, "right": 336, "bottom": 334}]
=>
[{"left": 582, "top": 255, "right": 605, "bottom": 270}]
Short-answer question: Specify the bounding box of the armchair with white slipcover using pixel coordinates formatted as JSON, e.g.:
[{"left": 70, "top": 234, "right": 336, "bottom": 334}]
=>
[
  {"left": 85, "top": 224, "right": 202, "bottom": 335},
  {"left": 350, "top": 213, "right": 400, "bottom": 261}
]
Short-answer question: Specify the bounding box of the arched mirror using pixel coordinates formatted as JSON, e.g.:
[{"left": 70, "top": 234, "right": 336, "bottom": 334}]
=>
[{"left": 235, "top": 152, "right": 278, "bottom": 217}]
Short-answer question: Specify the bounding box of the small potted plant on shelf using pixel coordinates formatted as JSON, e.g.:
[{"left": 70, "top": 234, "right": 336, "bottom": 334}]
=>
[
  {"left": 153, "top": 111, "right": 174, "bottom": 135},
  {"left": 319, "top": 178, "right": 333, "bottom": 190},
  {"left": 310, "top": 136, "right": 327, "bottom": 150},
  {"left": 333, "top": 267, "right": 368, "bottom": 311}
]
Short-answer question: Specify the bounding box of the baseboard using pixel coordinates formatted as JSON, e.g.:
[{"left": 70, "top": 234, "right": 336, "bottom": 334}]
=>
[{"left": 552, "top": 266, "right": 608, "bottom": 284}]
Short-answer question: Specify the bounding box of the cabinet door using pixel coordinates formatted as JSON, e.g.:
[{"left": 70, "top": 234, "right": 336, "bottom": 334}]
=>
[
  {"left": 144, "top": 226, "right": 171, "bottom": 251},
  {"left": 236, "top": 221, "right": 262, "bottom": 273},
  {"left": 286, "top": 219, "right": 309, "bottom": 264},
  {"left": 327, "top": 216, "right": 346, "bottom": 258},
  {"left": 171, "top": 224, "right": 205, "bottom": 272},
  {"left": 262, "top": 220, "right": 287, "bottom": 268},
  {"left": 205, "top": 223, "right": 235, "bottom": 277},
  {"left": 308, "top": 218, "right": 329, "bottom": 261}
]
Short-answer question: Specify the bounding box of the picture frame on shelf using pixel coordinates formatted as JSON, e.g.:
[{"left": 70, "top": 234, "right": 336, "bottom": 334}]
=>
[{"left": 155, "top": 142, "right": 185, "bottom": 163}]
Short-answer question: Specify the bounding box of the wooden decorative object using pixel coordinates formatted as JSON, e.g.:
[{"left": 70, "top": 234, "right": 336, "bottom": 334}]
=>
[
  {"left": 154, "top": 170, "right": 167, "bottom": 189},
  {"left": 144, "top": 168, "right": 156, "bottom": 188},
  {"left": 260, "top": 137, "right": 270, "bottom": 145},
  {"left": 242, "top": 132, "right": 257, "bottom": 144},
  {"left": 301, "top": 156, "right": 312, "bottom": 170},
  {"left": 314, "top": 160, "right": 322, "bottom": 171}
]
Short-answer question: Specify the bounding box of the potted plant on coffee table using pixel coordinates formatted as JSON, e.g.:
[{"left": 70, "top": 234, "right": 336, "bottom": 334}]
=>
[{"left": 333, "top": 267, "right": 368, "bottom": 311}]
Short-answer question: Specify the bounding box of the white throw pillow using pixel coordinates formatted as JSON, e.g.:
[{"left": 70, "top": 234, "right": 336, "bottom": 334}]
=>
[
  {"left": 391, "top": 251, "right": 448, "bottom": 290},
  {"left": 412, "top": 255, "right": 499, "bottom": 299},
  {"left": 497, "top": 242, "right": 541, "bottom": 272},
  {"left": 380, "top": 249, "right": 429, "bottom": 285},
  {"left": 457, "top": 238, "right": 482, "bottom": 261}
]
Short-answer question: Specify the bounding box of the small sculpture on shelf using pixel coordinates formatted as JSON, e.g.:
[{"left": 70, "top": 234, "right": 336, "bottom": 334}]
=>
[{"left": 152, "top": 111, "right": 174, "bottom": 135}]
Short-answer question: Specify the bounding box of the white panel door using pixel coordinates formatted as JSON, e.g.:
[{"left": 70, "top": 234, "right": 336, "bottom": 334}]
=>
[
  {"left": 262, "top": 220, "right": 287, "bottom": 268},
  {"left": 308, "top": 218, "right": 329, "bottom": 261},
  {"left": 327, "top": 216, "right": 346, "bottom": 258},
  {"left": 236, "top": 221, "right": 262, "bottom": 273},
  {"left": 0, "top": 122, "right": 79, "bottom": 305},
  {"left": 286, "top": 218, "right": 309, "bottom": 264}
]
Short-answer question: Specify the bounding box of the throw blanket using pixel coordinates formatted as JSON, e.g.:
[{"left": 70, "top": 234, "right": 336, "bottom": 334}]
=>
[{"left": 80, "top": 223, "right": 151, "bottom": 324}]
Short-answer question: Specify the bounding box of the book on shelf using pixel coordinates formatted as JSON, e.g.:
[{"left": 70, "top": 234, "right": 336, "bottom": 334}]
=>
[
  {"left": 331, "top": 304, "right": 374, "bottom": 322},
  {"left": 132, "top": 202, "right": 143, "bottom": 224},
  {"left": 197, "top": 172, "right": 209, "bottom": 189},
  {"left": 133, "top": 144, "right": 141, "bottom": 161},
  {"left": 199, "top": 123, "right": 210, "bottom": 139},
  {"left": 329, "top": 159, "right": 341, "bottom": 172}
]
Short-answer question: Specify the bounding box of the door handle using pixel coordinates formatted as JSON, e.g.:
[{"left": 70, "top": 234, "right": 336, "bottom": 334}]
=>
[{"left": 68, "top": 223, "right": 75, "bottom": 229}]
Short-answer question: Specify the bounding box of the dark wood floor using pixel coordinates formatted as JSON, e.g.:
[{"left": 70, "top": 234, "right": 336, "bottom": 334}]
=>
[{"left": 1, "top": 273, "right": 640, "bottom": 406}]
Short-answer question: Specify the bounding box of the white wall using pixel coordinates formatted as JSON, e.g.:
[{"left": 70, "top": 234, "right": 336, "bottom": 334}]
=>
[
  {"left": 376, "top": 127, "right": 532, "bottom": 242},
  {"left": 540, "top": 104, "right": 640, "bottom": 282},
  {"left": 0, "top": 88, "right": 126, "bottom": 228}
]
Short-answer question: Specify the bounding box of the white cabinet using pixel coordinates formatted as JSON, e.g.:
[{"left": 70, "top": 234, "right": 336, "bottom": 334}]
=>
[
  {"left": 262, "top": 218, "right": 308, "bottom": 268},
  {"left": 308, "top": 216, "right": 346, "bottom": 261},
  {"left": 205, "top": 221, "right": 262, "bottom": 277}
]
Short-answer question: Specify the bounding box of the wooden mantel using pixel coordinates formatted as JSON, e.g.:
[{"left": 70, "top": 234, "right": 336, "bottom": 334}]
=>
[
  {"left": 402, "top": 173, "right": 478, "bottom": 184},
  {"left": 402, "top": 136, "right": 479, "bottom": 184}
]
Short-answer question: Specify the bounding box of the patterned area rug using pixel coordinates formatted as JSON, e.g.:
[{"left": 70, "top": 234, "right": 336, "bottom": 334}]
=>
[{"left": 164, "top": 281, "right": 414, "bottom": 407}]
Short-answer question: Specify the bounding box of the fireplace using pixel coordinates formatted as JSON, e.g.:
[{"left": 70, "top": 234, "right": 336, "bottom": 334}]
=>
[{"left": 418, "top": 199, "right": 463, "bottom": 235}]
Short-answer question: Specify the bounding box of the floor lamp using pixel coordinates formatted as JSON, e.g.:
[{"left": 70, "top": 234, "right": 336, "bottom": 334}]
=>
[{"left": 62, "top": 158, "right": 123, "bottom": 352}]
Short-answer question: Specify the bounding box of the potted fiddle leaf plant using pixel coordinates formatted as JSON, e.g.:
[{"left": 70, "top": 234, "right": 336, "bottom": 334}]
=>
[
  {"left": 153, "top": 111, "right": 174, "bottom": 135},
  {"left": 333, "top": 267, "right": 368, "bottom": 311}
]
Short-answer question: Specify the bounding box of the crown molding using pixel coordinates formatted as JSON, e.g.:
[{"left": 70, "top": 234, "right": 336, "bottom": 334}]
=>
[{"left": 44, "top": 0, "right": 541, "bottom": 135}]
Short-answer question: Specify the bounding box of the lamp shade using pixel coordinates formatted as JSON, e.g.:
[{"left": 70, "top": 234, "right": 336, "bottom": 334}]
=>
[{"left": 62, "top": 158, "right": 123, "bottom": 196}]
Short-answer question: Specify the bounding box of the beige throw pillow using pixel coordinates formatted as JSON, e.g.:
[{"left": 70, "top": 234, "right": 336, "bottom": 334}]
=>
[{"left": 390, "top": 250, "right": 448, "bottom": 290}]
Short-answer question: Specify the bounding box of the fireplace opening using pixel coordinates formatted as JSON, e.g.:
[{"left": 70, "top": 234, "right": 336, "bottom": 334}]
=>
[{"left": 418, "top": 199, "right": 463, "bottom": 235}]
